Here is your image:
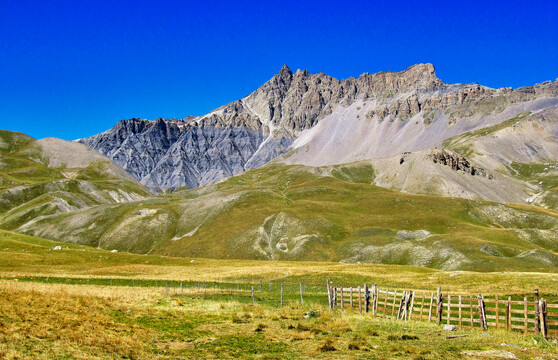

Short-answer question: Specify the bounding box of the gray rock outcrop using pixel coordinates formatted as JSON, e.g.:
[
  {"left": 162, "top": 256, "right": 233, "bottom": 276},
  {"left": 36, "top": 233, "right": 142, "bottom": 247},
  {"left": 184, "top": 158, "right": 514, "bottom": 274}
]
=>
[{"left": 429, "top": 150, "right": 492, "bottom": 178}]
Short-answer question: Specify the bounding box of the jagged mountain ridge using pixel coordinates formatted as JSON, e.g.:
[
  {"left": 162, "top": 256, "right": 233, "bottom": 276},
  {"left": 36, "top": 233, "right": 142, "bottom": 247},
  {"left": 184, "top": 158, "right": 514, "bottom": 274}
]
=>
[{"left": 79, "top": 64, "right": 558, "bottom": 192}]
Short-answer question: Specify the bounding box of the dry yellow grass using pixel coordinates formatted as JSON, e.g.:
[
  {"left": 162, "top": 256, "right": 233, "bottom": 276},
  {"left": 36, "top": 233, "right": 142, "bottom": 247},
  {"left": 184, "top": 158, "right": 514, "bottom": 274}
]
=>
[
  {"left": 2, "top": 231, "right": 558, "bottom": 358},
  {"left": 0, "top": 281, "right": 153, "bottom": 359},
  {"left": 4, "top": 260, "right": 558, "bottom": 297},
  {"left": 1, "top": 280, "right": 557, "bottom": 359}
]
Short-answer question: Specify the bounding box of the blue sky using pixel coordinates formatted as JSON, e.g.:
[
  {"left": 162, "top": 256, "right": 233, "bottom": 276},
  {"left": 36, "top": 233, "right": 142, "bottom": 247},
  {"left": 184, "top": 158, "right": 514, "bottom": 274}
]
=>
[{"left": 1, "top": 0, "right": 557, "bottom": 140}]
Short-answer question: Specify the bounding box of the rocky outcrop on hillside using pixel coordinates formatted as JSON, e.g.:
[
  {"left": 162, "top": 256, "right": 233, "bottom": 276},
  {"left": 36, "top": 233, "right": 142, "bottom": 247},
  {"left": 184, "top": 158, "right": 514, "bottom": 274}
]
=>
[
  {"left": 429, "top": 150, "right": 492, "bottom": 178},
  {"left": 80, "top": 64, "right": 558, "bottom": 191}
]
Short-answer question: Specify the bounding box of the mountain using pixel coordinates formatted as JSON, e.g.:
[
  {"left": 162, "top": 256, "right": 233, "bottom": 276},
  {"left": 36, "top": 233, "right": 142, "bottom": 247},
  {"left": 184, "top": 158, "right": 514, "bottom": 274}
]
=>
[
  {"left": 80, "top": 64, "right": 558, "bottom": 196},
  {"left": 2, "top": 64, "right": 558, "bottom": 271}
]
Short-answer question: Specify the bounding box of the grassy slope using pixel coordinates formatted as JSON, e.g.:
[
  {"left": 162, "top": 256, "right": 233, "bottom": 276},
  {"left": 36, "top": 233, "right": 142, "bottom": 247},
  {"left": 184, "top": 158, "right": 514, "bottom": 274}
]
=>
[
  {"left": 1, "top": 231, "right": 557, "bottom": 359},
  {"left": 0, "top": 130, "right": 152, "bottom": 229},
  {"left": 509, "top": 162, "right": 558, "bottom": 209},
  {"left": 2, "top": 229, "right": 558, "bottom": 294},
  {"left": 6, "top": 162, "right": 558, "bottom": 272}
]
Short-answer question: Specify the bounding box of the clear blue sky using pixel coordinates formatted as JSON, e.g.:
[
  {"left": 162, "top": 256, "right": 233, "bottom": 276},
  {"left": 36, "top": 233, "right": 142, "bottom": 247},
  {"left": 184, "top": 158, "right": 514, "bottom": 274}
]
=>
[{"left": 1, "top": 0, "right": 557, "bottom": 140}]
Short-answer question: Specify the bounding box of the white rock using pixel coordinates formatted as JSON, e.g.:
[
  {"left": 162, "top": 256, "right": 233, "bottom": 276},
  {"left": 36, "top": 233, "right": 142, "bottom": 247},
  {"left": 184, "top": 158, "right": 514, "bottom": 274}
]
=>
[{"left": 461, "top": 350, "right": 516, "bottom": 359}]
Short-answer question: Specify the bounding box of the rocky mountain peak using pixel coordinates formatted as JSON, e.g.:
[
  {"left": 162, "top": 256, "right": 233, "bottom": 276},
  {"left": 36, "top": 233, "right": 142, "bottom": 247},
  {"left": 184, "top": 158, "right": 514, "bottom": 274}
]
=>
[
  {"left": 279, "top": 64, "right": 293, "bottom": 76},
  {"left": 274, "top": 64, "right": 294, "bottom": 89},
  {"left": 80, "top": 64, "right": 558, "bottom": 192},
  {"left": 407, "top": 63, "right": 436, "bottom": 77}
]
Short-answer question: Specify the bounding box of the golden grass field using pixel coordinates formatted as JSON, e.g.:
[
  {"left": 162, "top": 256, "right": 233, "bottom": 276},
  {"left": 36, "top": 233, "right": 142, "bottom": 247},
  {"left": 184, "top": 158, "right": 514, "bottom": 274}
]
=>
[
  {"left": 1, "top": 230, "right": 558, "bottom": 359},
  {"left": 1, "top": 280, "right": 557, "bottom": 359}
]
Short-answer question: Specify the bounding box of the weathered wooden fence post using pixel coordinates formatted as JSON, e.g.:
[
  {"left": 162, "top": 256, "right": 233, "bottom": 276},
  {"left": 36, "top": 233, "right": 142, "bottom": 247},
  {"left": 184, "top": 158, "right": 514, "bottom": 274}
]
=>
[
  {"left": 251, "top": 286, "right": 255, "bottom": 305},
  {"left": 534, "top": 289, "right": 540, "bottom": 335},
  {"left": 397, "top": 292, "right": 406, "bottom": 319},
  {"left": 300, "top": 283, "right": 304, "bottom": 305},
  {"left": 506, "top": 296, "right": 511, "bottom": 332},
  {"left": 372, "top": 284, "right": 377, "bottom": 316},
  {"left": 523, "top": 296, "right": 528, "bottom": 334},
  {"left": 358, "top": 286, "right": 362, "bottom": 314},
  {"left": 397, "top": 291, "right": 407, "bottom": 319},
  {"left": 132, "top": 279, "right": 134, "bottom": 287},
  {"left": 364, "top": 284, "right": 370, "bottom": 313},
  {"left": 478, "top": 294, "right": 487, "bottom": 330},
  {"left": 436, "top": 287, "right": 442, "bottom": 325},
  {"left": 405, "top": 292, "right": 411, "bottom": 320},
  {"left": 260, "top": 280, "right": 262, "bottom": 292},
  {"left": 374, "top": 285, "right": 379, "bottom": 315},
  {"left": 340, "top": 286, "right": 343, "bottom": 310},
  {"left": 280, "top": 283, "right": 284, "bottom": 307},
  {"left": 269, "top": 283, "right": 272, "bottom": 291},
  {"left": 350, "top": 287, "right": 353, "bottom": 311},
  {"left": 540, "top": 299, "right": 547, "bottom": 339},
  {"left": 180, "top": 282, "right": 183, "bottom": 295},
  {"left": 164, "top": 282, "right": 169, "bottom": 297},
  {"left": 327, "top": 280, "right": 332, "bottom": 309}
]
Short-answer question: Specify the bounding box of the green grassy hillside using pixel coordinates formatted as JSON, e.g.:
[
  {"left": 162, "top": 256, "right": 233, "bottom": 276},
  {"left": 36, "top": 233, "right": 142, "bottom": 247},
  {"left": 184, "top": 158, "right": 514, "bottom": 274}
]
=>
[
  {"left": 6, "top": 161, "right": 557, "bottom": 272},
  {"left": 0, "top": 130, "right": 152, "bottom": 229}
]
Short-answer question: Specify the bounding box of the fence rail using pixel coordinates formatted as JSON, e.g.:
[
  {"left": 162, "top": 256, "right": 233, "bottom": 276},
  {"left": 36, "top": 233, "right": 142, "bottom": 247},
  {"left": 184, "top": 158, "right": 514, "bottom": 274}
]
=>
[{"left": 328, "top": 282, "right": 557, "bottom": 339}]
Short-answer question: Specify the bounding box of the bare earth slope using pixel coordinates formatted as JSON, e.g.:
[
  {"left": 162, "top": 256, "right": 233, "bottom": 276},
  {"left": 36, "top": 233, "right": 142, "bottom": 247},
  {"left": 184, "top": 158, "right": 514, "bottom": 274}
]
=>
[{"left": 300, "top": 109, "right": 557, "bottom": 206}]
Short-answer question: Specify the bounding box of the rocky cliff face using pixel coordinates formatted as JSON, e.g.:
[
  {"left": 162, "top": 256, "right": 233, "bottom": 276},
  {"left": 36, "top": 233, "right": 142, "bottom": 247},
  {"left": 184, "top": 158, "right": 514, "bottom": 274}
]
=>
[
  {"left": 80, "top": 64, "right": 558, "bottom": 191},
  {"left": 428, "top": 150, "right": 492, "bottom": 178}
]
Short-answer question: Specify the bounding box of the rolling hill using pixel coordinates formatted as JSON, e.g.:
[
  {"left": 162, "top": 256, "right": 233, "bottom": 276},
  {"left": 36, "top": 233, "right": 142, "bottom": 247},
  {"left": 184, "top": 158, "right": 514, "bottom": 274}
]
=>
[
  {"left": 4, "top": 159, "right": 556, "bottom": 271},
  {"left": 0, "top": 130, "right": 152, "bottom": 230}
]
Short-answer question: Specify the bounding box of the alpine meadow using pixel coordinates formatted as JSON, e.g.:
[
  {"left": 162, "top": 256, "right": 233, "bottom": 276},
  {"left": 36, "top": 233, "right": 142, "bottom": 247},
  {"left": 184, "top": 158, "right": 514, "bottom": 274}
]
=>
[{"left": 1, "top": 1, "right": 558, "bottom": 359}]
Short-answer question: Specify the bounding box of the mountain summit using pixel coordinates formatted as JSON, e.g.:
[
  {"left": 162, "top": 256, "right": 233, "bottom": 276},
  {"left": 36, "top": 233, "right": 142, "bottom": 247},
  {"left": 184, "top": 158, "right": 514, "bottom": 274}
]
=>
[{"left": 79, "top": 64, "right": 558, "bottom": 197}]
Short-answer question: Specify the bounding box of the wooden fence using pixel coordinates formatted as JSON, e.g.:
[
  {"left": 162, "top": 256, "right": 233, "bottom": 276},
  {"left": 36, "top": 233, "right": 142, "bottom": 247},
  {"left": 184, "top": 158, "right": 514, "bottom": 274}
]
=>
[{"left": 327, "top": 282, "right": 557, "bottom": 339}]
